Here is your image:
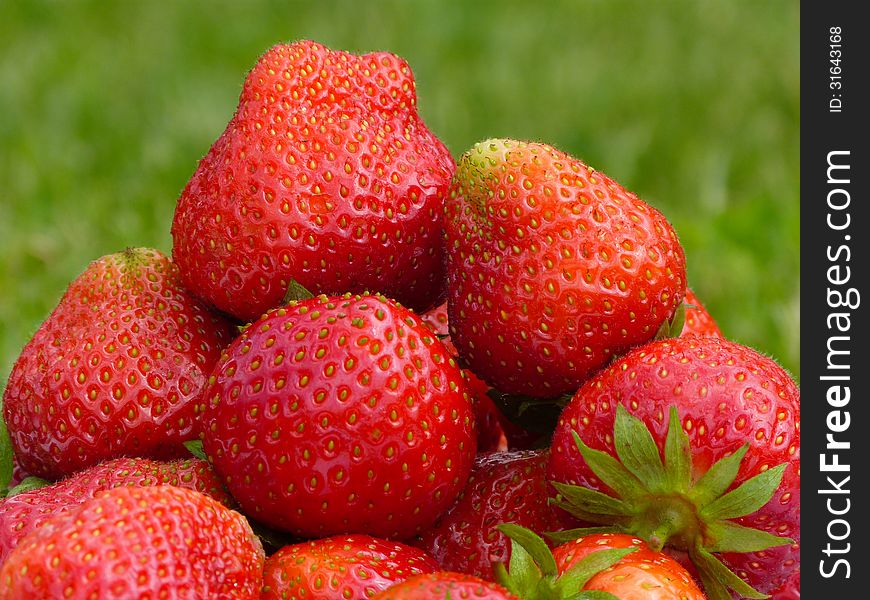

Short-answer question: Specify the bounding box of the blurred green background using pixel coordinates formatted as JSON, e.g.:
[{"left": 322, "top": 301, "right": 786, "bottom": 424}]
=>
[{"left": 0, "top": 0, "right": 800, "bottom": 391}]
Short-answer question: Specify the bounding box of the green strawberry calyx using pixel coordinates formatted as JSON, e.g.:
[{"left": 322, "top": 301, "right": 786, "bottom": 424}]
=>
[
  {"left": 548, "top": 404, "right": 791, "bottom": 600},
  {"left": 183, "top": 439, "right": 207, "bottom": 460},
  {"left": 494, "top": 524, "right": 630, "bottom": 600},
  {"left": 282, "top": 278, "right": 315, "bottom": 303},
  {"left": 6, "top": 476, "right": 51, "bottom": 497},
  {"left": 654, "top": 301, "right": 687, "bottom": 340}
]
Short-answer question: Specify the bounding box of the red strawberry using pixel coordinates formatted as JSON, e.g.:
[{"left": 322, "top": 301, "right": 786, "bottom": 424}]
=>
[
  {"left": 547, "top": 336, "right": 800, "bottom": 598},
  {"left": 446, "top": 139, "right": 686, "bottom": 398},
  {"left": 2, "top": 248, "right": 236, "bottom": 480},
  {"left": 372, "top": 572, "right": 518, "bottom": 599},
  {"left": 172, "top": 40, "right": 454, "bottom": 322},
  {"left": 0, "top": 485, "right": 264, "bottom": 598},
  {"left": 681, "top": 287, "right": 722, "bottom": 337},
  {"left": 0, "top": 456, "right": 232, "bottom": 562},
  {"left": 415, "top": 450, "right": 567, "bottom": 580},
  {"left": 261, "top": 534, "right": 438, "bottom": 599},
  {"left": 552, "top": 533, "right": 706, "bottom": 599},
  {"left": 201, "top": 293, "right": 476, "bottom": 539}
]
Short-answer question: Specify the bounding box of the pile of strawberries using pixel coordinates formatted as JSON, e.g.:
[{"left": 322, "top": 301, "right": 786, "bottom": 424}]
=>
[{"left": 0, "top": 40, "right": 799, "bottom": 600}]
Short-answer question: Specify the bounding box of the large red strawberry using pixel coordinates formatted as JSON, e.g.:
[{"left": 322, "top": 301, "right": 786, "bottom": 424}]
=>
[
  {"left": 552, "top": 533, "right": 706, "bottom": 600},
  {"left": 2, "top": 248, "right": 236, "bottom": 480},
  {"left": 0, "top": 456, "right": 231, "bottom": 562},
  {"left": 261, "top": 534, "right": 438, "bottom": 599},
  {"left": 415, "top": 450, "right": 567, "bottom": 580},
  {"left": 547, "top": 336, "right": 800, "bottom": 598},
  {"left": 201, "top": 293, "right": 476, "bottom": 539},
  {"left": 372, "top": 572, "right": 519, "bottom": 599},
  {"left": 681, "top": 287, "right": 722, "bottom": 338},
  {"left": 445, "top": 139, "right": 686, "bottom": 398},
  {"left": 0, "top": 485, "right": 264, "bottom": 598},
  {"left": 172, "top": 40, "right": 454, "bottom": 322}
]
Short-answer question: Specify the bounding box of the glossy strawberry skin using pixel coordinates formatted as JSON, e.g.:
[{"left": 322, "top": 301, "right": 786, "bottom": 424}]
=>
[
  {"left": 172, "top": 40, "right": 454, "bottom": 322},
  {"left": 2, "top": 248, "right": 236, "bottom": 480},
  {"left": 0, "top": 486, "right": 264, "bottom": 599},
  {"left": 372, "top": 572, "right": 519, "bottom": 599},
  {"left": 553, "top": 533, "right": 705, "bottom": 599},
  {"left": 0, "top": 457, "right": 232, "bottom": 562},
  {"left": 548, "top": 336, "right": 800, "bottom": 595},
  {"left": 262, "top": 535, "right": 438, "bottom": 600},
  {"left": 415, "top": 450, "right": 567, "bottom": 581},
  {"left": 681, "top": 287, "right": 722, "bottom": 337},
  {"left": 446, "top": 139, "right": 686, "bottom": 397},
  {"left": 201, "top": 294, "right": 476, "bottom": 539}
]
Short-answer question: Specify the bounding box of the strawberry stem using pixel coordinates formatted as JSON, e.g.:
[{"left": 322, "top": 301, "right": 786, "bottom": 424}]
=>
[
  {"left": 631, "top": 494, "right": 702, "bottom": 553},
  {"left": 283, "top": 279, "right": 314, "bottom": 304}
]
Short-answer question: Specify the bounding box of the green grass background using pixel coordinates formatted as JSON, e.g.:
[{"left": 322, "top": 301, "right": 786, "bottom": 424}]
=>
[{"left": 0, "top": 0, "right": 800, "bottom": 391}]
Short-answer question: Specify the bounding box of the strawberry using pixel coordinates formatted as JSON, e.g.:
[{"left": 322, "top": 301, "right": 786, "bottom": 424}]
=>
[
  {"left": 445, "top": 139, "right": 686, "bottom": 398},
  {"left": 372, "top": 572, "right": 519, "bottom": 599},
  {"left": 681, "top": 287, "right": 722, "bottom": 338},
  {"left": 0, "top": 456, "right": 231, "bottom": 562},
  {"left": 552, "top": 533, "right": 706, "bottom": 599},
  {"left": 172, "top": 40, "right": 454, "bottom": 322},
  {"left": 415, "top": 450, "right": 567, "bottom": 580},
  {"left": 547, "top": 336, "right": 800, "bottom": 598},
  {"left": 2, "top": 248, "right": 235, "bottom": 480},
  {"left": 261, "top": 534, "right": 438, "bottom": 599},
  {"left": 0, "top": 485, "right": 264, "bottom": 598},
  {"left": 200, "top": 293, "right": 476, "bottom": 539}
]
